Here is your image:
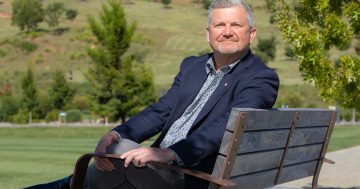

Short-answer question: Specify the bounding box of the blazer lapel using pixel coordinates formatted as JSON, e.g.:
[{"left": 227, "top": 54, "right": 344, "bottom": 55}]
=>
[
  {"left": 191, "top": 52, "right": 254, "bottom": 128},
  {"left": 166, "top": 55, "right": 209, "bottom": 126}
]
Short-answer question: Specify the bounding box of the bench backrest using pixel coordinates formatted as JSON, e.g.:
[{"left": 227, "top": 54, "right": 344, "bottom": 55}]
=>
[{"left": 210, "top": 108, "right": 336, "bottom": 189}]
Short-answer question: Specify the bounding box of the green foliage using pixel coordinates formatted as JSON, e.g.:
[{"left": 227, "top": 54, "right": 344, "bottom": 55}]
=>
[
  {"left": 49, "top": 70, "right": 76, "bottom": 110},
  {"left": 65, "top": 9, "right": 78, "bottom": 21},
  {"left": 280, "top": 91, "right": 305, "bottom": 108},
  {"left": 86, "top": 1, "right": 156, "bottom": 123},
  {"left": 275, "top": 0, "right": 360, "bottom": 110},
  {"left": 44, "top": 2, "right": 65, "bottom": 29},
  {"left": 10, "top": 109, "right": 28, "bottom": 124},
  {"left": 8, "top": 39, "right": 38, "bottom": 53},
  {"left": 161, "top": 0, "right": 171, "bottom": 7},
  {"left": 0, "top": 95, "right": 20, "bottom": 122},
  {"left": 0, "top": 49, "right": 6, "bottom": 57},
  {"left": 284, "top": 46, "right": 295, "bottom": 58},
  {"left": 201, "top": 0, "right": 211, "bottom": 10},
  {"left": 67, "top": 95, "right": 91, "bottom": 111},
  {"left": 34, "top": 91, "right": 52, "bottom": 120},
  {"left": 11, "top": 0, "right": 43, "bottom": 32},
  {"left": 21, "top": 67, "right": 38, "bottom": 122},
  {"left": 45, "top": 109, "right": 59, "bottom": 122},
  {"left": 255, "top": 36, "right": 276, "bottom": 64},
  {"left": 355, "top": 41, "right": 360, "bottom": 55},
  {"left": 65, "top": 109, "right": 83, "bottom": 122}
]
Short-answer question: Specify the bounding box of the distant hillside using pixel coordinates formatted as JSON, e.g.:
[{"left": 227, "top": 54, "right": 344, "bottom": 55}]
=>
[{"left": 0, "top": 0, "right": 305, "bottom": 91}]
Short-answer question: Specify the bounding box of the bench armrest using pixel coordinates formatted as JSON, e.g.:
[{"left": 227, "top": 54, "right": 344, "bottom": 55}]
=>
[
  {"left": 323, "top": 157, "right": 335, "bottom": 164},
  {"left": 70, "top": 153, "right": 237, "bottom": 189}
]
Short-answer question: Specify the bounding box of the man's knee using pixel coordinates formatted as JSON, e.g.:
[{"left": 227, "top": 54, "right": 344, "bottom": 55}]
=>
[{"left": 84, "top": 161, "right": 126, "bottom": 189}]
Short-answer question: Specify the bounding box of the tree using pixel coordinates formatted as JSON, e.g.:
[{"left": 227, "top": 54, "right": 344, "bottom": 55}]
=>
[
  {"left": 202, "top": 0, "right": 211, "bottom": 10},
  {"left": 49, "top": 70, "right": 75, "bottom": 110},
  {"left": 275, "top": 0, "right": 360, "bottom": 110},
  {"left": 65, "top": 9, "right": 78, "bottom": 21},
  {"left": 21, "top": 67, "right": 38, "bottom": 124},
  {"left": 161, "top": 0, "right": 171, "bottom": 8},
  {"left": 44, "top": 2, "right": 65, "bottom": 29},
  {"left": 86, "top": 1, "right": 156, "bottom": 123},
  {"left": 255, "top": 36, "right": 276, "bottom": 64},
  {"left": 11, "top": 0, "right": 43, "bottom": 32},
  {"left": 284, "top": 46, "right": 295, "bottom": 59}
]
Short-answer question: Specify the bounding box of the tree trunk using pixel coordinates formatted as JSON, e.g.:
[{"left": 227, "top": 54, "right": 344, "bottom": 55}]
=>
[
  {"left": 29, "top": 111, "right": 32, "bottom": 124},
  {"left": 351, "top": 108, "right": 356, "bottom": 125},
  {"left": 105, "top": 116, "right": 108, "bottom": 126},
  {"left": 121, "top": 114, "right": 126, "bottom": 124}
]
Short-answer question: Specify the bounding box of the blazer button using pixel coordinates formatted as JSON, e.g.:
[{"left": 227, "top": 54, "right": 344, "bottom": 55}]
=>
[{"left": 224, "top": 83, "right": 228, "bottom": 87}]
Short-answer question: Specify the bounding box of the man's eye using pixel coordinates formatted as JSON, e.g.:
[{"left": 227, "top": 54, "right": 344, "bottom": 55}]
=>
[{"left": 232, "top": 24, "right": 242, "bottom": 27}]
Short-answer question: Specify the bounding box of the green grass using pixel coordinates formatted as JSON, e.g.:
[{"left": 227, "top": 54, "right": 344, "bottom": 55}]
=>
[
  {"left": 327, "top": 125, "right": 360, "bottom": 152},
  {"left": 0, "top": 126, "right": 157, "bottom": 189},
  {"left": 0, "top": 125, "right": 359, "bottom": 188}
]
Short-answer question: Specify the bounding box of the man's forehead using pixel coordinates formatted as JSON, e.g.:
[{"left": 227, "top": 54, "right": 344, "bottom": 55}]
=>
[{"left": 210, "top": 6, "right": 247, "bottom": 20}]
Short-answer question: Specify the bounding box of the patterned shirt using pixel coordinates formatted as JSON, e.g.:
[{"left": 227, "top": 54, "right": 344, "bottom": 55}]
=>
[{"left": 159, "top": 57, "right": 239, "bottom": 162}]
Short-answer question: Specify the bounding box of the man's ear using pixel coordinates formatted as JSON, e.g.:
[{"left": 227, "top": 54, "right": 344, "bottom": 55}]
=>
[
  {"left": 206, "top": 28, "right": 210, "bottom": 43},
  {"left": 249, "top": 27, "right": 257, "bottom": 44}
]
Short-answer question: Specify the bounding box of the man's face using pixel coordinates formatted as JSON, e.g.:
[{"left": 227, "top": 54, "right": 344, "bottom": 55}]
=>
[{"left": 206, "top": 6, "right": 256, "bottom": 55}]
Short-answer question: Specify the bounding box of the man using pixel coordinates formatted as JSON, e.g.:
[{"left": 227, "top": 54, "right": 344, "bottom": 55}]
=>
[{"left": 25, "top": 0, "right": 279, "bottom": 188}]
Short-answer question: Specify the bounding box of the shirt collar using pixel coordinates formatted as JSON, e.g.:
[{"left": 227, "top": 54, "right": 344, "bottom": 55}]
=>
[{"left": 205, "top": 56, "right": 240, "bottom": 75}]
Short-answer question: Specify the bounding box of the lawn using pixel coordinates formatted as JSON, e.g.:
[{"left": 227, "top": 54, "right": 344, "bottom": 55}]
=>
[{"left": 0, "top": 125, "right": 359, "bottom": 189}]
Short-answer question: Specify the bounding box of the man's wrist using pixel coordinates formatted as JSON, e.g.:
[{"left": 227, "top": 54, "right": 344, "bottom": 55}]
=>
[
  {"left": 109, "top": 131, "right": 121, "bottom": 140},
  {"left": 166, "top": 148, "right": 184, "bottom": 165}
]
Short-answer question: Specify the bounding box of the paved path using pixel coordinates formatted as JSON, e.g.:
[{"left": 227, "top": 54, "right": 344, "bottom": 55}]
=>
[{"left": 277, "top": 146, "right": 360, "bottom": 189}]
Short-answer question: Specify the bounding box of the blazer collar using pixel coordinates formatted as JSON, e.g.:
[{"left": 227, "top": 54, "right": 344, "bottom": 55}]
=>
[{"left": 190, "top": 50, "right": 255, "bottom": 128}]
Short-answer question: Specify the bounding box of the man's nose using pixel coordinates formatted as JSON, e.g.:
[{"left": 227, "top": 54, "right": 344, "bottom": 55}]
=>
[{"left": 222, "top": 25, "right": 233, "bottom": 37}]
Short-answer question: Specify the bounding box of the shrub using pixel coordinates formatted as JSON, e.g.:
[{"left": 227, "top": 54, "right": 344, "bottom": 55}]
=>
[
  {"left": 202, "top": 0, "right": 211, "bottom": 10},
  {"left": 10, "top": 110, "right": 28, "bottom": 124},
  {"left": 285, "top": 46, "right": 295, "bottom": 58},
  {"left": 161, "top": 0, "right": 171, "bottom": 8},
  {"left": 355, "top": 41, "right": 360, "bottom": 55},
  {"left": 66, "top": 109, "right": 82, "bottom": 122},
  {"left": 11, "top": 0, "right": 43, "bottom": 32},
  {"left": 255, "top": 36, "right": 276, "bottom": 63},
  {"left": 45, "top": 109, "right": 59, "bottom": 122},
  {"left": 68, "top": 95, "right": 91, "bottom": 111},
  {"left": 65, "top": 9, "right": 78, "bottom": 21},
  {"left": 0, "top": 49, "right": 6, "bottom": 57},
  {"left": 10, "top": 39, "right": 38, "bottom": 53},
  {"left": 0, "top": 96, "right": 20, "bottom": 122},
  {"left": 44, "top": 2, "right": 65, "bottom": 29}
]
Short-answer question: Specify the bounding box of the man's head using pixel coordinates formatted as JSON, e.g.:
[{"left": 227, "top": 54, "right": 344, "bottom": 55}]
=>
[{"left": 206, "top": 0, "right": 256, "bottom": 56}]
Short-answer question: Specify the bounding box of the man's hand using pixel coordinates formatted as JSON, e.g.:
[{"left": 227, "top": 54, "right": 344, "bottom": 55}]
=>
[
  {"left": 120, "top": 147, "right": 176, "bottom": 168},
  {"left": 94, "top": 131, "right": 120, "bottom": 171}
]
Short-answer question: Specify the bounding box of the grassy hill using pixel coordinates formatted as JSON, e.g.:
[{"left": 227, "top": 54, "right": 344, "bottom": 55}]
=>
[
  {"left": 0, "top": 0, "right": 302, "bottom": 86},
  {"left": 0, "top": 0, "right": 337, "bottom": 111}
]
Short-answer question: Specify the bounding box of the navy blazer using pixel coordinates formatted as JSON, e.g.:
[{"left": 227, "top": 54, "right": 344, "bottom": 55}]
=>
[{"left": 114, "top": 50, "right": 279, "bottom": 173}]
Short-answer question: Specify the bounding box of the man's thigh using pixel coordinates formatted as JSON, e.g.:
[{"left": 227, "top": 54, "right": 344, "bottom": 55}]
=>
[{"left": 84, "top": 140, "right": 184, "bottom": 189}]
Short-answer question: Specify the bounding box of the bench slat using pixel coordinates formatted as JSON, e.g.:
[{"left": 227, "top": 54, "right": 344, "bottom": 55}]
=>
[
  {"left": 290, "top": 127, "right": 328, "bottom": 146},
  {"left": 215, "top": 144, "right": 322, "bottom": 177},
  {"left": 226, "top": 110, "right": 293, "bottom": 131},
  {"left": 219, "top": 127, "right": 327, "bottom": 155},
  {"left": 226, "top": 169, "right": 278, "bottom": 189},
  {"left": 278, "top": 161, "right": 318, "bottom": 184},
  {"left": 211, "top": 108, "right": 335, "bottom": 189},
  {"left": 221, "top": 161, "right": 317, "bottom": 189},
  {"left": 284, "top": 144, "right": 322, "bottom": 166},
  {"left": 296, "top": 111, "right": 333, "bottom": 127}
]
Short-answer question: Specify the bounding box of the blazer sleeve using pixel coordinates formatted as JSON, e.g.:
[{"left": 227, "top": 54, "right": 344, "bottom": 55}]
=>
[
  {"left": 112, "top": 58, "right": 189, "bottom": 143},
  {"left": 168, "top": 68, "right": 279, "bottom": 167}
]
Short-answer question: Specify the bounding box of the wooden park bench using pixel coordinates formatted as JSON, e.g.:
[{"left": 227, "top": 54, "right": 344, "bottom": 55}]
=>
[{"left": 70, "top": 108, "right": 336, "bottom": 189}]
